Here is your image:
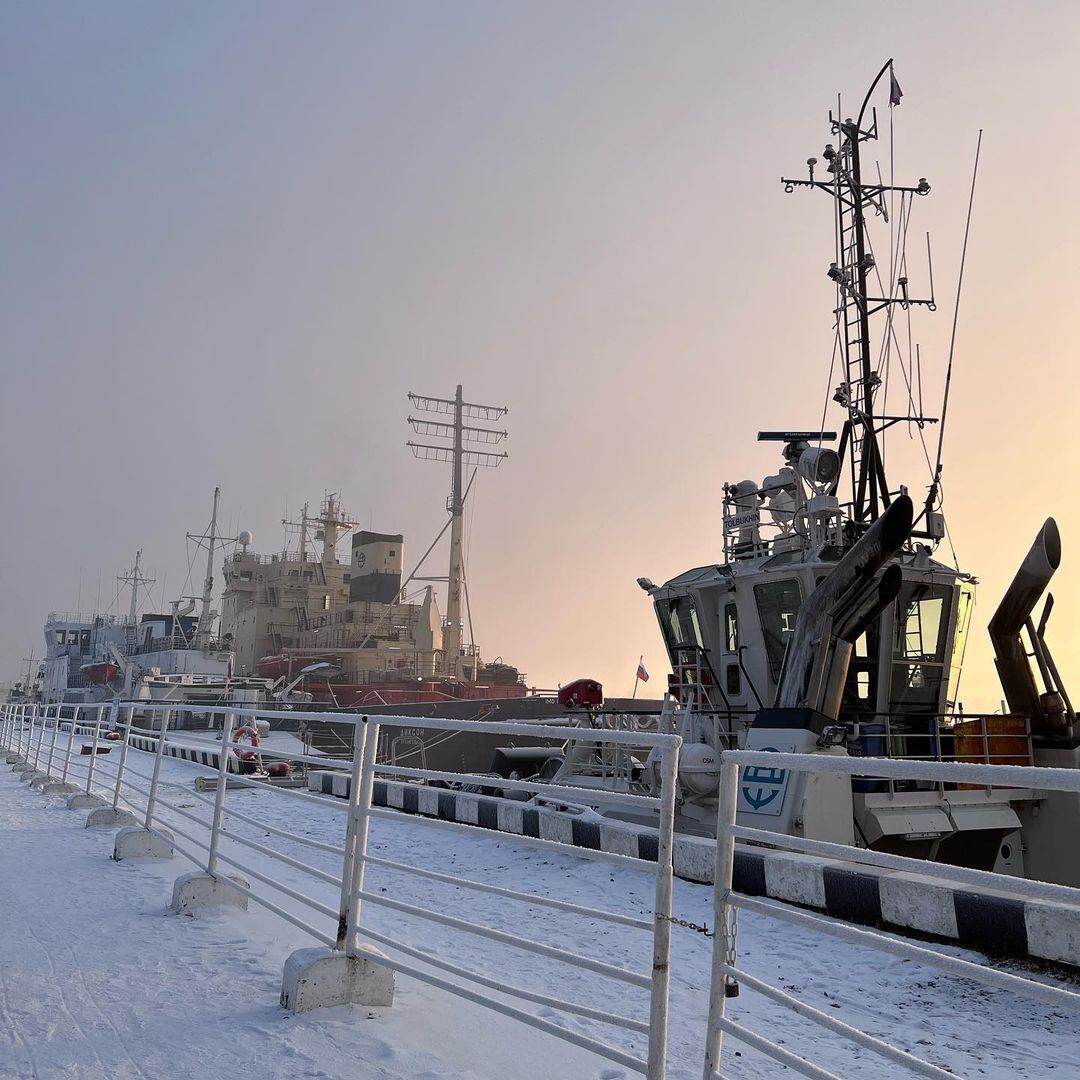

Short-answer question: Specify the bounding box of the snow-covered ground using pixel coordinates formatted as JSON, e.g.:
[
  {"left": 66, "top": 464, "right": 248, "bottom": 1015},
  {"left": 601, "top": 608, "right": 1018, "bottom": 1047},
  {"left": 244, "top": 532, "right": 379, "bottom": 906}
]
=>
[{"left": 3, "top": 734, "right": 1080, "bottom": 1080}]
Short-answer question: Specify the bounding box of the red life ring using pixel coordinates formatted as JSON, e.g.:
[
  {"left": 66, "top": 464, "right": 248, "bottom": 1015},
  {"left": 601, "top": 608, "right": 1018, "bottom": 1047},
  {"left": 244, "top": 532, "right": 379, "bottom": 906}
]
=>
[{"left": 230, "top": 726, "right": 261, "bottom": 758}]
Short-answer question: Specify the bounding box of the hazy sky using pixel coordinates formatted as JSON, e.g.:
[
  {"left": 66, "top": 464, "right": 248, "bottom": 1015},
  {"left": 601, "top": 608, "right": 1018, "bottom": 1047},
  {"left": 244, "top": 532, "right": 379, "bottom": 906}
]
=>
[{"left": 2, "top": 2, "right": 1078, "bottom": 705}]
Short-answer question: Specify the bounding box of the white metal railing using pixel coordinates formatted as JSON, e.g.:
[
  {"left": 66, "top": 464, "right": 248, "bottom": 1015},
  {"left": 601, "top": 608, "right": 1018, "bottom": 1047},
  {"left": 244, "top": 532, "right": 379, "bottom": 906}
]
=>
[
  {"left": 704, "top": 748, "right": 1080, "bottom": 1080},
  {"left": 1, "top": 700, "right": 682, "bottom": 1079}
]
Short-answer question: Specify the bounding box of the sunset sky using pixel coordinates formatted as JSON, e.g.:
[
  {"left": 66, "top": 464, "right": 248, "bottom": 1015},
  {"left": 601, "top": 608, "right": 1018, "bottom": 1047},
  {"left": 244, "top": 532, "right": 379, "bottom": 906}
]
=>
[{"left": 2, "top": 3, "right": 1078, "bottom": 708}]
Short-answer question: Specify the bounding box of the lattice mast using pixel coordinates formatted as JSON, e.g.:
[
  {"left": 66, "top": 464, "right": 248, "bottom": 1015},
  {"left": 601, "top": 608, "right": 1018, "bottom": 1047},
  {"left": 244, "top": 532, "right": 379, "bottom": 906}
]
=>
[
  {"left": 782, "top": 59, "right": 937, "bottom": 528},
  {"left": 117, "top": 549, "right": 155, "bottom": 623},
  {"left": 407, "top": 385, "right": 508, "bottom": 678}
]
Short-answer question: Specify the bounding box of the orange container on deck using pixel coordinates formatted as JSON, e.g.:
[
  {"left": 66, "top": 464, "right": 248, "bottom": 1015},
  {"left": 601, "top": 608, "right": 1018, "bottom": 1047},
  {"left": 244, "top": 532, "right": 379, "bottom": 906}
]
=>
[{"left": 953, "top": 716, "right": 1030, "bottom": 787}]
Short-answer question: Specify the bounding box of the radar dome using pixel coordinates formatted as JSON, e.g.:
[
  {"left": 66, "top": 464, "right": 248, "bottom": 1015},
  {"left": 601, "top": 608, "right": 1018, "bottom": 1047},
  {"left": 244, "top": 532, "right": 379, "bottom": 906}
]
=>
[{"left": 239, "top": 530, "right": 253, "bottom": 547}]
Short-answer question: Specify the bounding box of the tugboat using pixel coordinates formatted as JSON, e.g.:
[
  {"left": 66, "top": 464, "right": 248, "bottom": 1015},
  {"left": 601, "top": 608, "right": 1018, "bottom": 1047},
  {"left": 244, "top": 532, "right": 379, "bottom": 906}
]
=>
[{"left": 564, "top": 63, "right": 1079, "bottom": 886}]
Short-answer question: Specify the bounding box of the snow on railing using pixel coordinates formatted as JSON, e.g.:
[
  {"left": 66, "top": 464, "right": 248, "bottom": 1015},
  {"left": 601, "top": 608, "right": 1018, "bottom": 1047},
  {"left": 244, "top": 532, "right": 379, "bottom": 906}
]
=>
[
  {"left": 1, "top": 700, "right": 683, "bottom": 1080},
  {"left": 703, "top": 748, "right": 1080, "bottom": 1080}
]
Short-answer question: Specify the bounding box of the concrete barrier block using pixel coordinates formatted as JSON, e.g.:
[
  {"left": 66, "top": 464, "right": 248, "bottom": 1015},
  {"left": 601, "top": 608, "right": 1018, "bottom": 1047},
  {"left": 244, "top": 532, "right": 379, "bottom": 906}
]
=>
[
  {"left": 880, "top": 871, "right": 959, "bottom": 939},
  {"left": 599, "top": 822, "right": 643, "bottom": 859},
  {"left": 496, "top": 801, "right": 524, "bottom": 834},
  {"left": 66, "top": 793, "right": 107, "bottom": 811},
  {"left": 280, "top": 946, "right": 395, "bottom": 1012},
  {"left": 537, "top": 809, "right": 574, "bottom": 846},
  {"left": 171, "top": 871, "right": 249, "bottom": 913},
  {"left": 386, "top": 781, "right": 405, "bottom": 809},
  {"left": 1025, "top": 899, "right": 1080, "bottom": 966},
  {"left": 454, "top": 794, "right": 480, "bottom": 826},
  {"left": 673, "top": 835, "right": 717, "bottom": 884},
  {"left": 42, "top": 781, "right": 79, "bottom": 796},
  {"left": 762, "top": 851, "right": 828, "bottom": 909},
  {"left": 85, "top": 807, "right": 139, "bottom": 829},
  {"left": 6, "top": 753, "right": 24, "bottom": 764},
  {"left": 113, "top": 826, "right": 174, "bottom": 861},
  {"left": 417, "top": 786, "right": 439, "bottom": 817}
]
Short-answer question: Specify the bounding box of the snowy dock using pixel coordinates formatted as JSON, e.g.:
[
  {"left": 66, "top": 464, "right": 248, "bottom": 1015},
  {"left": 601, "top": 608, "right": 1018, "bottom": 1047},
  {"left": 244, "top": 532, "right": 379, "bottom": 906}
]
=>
[{"left": 4, "top": 709, "right": 1080, "bottom": 1078}]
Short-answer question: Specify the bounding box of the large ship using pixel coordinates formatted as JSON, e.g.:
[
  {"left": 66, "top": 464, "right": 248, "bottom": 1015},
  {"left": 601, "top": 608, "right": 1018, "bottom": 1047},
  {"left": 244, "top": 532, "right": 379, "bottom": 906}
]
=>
[
  {"left": 41, "top": 490, "right": 246, "bottom": 709},
  {"left": 551, "top": 63, "right": 1079, "bottom": 888},
  {"left": 221, "top": 387, "right": 532, "bottom": 712}
]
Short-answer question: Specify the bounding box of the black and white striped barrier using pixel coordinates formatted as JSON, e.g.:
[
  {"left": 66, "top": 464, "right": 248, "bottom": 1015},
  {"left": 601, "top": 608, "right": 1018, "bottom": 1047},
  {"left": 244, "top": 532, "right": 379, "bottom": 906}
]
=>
[
  {"left": 309, "top": 769, "right": 1080, "bottom": 971},
  {"left": 129, "top": 735, "right": 224, "bottom": 770}
]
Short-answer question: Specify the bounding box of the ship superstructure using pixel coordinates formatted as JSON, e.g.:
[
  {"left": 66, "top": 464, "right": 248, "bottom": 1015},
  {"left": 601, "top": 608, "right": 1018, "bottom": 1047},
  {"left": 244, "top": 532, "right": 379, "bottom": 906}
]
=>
[
  {"left": 41, "top": 491, "right": 237, "bottom": 705},
  {"left": 222, "top": 391, "right": 526, "bottom": 708},
  {"left": 610, "top": 63, "right": 1079, "bottom": 884}
]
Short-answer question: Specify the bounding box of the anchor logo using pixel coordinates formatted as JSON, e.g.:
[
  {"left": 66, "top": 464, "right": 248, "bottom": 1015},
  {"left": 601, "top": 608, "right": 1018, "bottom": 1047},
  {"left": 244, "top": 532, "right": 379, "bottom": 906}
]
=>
[{"left": 741, "top": 747, "right": 787, "bottom": 812}]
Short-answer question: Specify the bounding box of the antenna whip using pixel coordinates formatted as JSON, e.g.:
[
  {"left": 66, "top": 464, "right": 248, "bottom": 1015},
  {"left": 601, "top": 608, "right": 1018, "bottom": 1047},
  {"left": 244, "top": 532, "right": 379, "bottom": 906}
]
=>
[{"left": 922, "top": 128, "right": 983, "bottom": 525}]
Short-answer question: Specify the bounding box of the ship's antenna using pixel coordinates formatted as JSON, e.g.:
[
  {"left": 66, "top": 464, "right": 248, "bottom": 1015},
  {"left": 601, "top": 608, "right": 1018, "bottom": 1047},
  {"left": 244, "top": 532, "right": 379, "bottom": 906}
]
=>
[
  {"left": 921, "top": 129, "right": 983, "bottom": 527},
  {"left": 784, "top": 59, "right": 935, "bottom": 528}
]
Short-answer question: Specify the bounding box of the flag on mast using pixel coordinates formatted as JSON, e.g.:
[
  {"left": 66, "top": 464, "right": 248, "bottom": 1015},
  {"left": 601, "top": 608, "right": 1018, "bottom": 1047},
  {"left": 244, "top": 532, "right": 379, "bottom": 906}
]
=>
[
  {"left": 889, "top": 68, "right": 903, "bottom": 107},
  {"left": 636, "top": 658, "right": 650, "bottom": 683}
]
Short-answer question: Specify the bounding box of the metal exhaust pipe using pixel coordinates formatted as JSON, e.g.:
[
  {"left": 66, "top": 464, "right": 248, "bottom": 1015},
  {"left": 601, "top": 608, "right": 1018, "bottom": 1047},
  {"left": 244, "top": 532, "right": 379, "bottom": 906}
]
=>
[{"left": 989, "top": 518, "right": 1067, "bottom": 735}]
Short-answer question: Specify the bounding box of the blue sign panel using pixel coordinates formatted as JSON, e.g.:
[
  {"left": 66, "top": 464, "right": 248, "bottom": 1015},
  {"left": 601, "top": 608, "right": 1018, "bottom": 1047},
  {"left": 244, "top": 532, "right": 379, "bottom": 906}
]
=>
[{"left": 739, "top": 746, "right": 789, "bottom": 817}]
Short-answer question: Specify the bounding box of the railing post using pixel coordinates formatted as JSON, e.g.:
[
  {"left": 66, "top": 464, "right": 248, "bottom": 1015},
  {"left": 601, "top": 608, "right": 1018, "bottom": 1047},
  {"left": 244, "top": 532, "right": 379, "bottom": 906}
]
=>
[
  {"left": 647, "top": 740, "right": 679, "bottom": 1080},
  {"left": 144, "top": 706, "right": 172, "bottom": 829},
  {"left": 112, "top": 704, "right": 134, "bottom": 811},
  {"left": 206, "top": 711, "right": 236, "bottom": 876},
  {"left": 23, "top": 704, "right": 33, "bottom": 759},
  {"left": 32, "top": 703, "right": 46, "bottom": 770},
  {"left": 345, "top": 717, "right": 380, "bottom": 958},
  {"left": 46, "top": 703, "right": 61, "bottom": 778},
  {"left": 61, "top": 705, "right": 78, "bottom": 784},
  {"left": 702, "top": 758, "right": 740, "bottom": 1080},
  {"left": 337, "top": 717, "right": 368, "bottom": 949},
  {"left": 85, "top": 704, "right": 104, "bottom": 795}
]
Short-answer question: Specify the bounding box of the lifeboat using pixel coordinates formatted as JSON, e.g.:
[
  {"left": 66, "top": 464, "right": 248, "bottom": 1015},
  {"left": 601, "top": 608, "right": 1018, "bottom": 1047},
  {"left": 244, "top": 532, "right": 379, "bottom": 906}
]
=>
[
  {"left": 80, "top": 661, "right": 119, "bottom": 684},
  {"left": 255, "top": 654, "right": 293, "bottom": 679}
]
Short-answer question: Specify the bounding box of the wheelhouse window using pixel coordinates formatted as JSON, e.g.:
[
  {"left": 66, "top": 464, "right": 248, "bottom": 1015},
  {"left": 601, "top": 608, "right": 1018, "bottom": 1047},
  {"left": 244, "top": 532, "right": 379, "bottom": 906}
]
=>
[
  {"left": 724, "top": 603, "right": 739, "bottom": 653},
  {"left": 754, "top": 578, "right": 802, "bottom": 680},
  {"left": 662, "top": 596, "right": 703, "bottom": 651},
  {"left": 891, "top": 581, "right": 952, "bottom": 711},
  {"left": 898, "top": 585, "right": 948, "bottom": 660}
]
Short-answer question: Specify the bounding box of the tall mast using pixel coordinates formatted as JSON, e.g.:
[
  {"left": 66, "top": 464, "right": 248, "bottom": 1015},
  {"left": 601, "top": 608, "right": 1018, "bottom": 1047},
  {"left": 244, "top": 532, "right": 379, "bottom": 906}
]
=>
[
  {"left": 407, "top": 385, "right": 508, "bottom": 679},
  {"left": 446, "top": 385, "right": 466, "bottom": 677},
  {"left": 117, "top": 550, "right": 155, "bottom": 623},
  {"left": 194, "top": 487, "right": 220, "bottom": 649},
  {"left": 782, "top": 60, "right": 937, "bottom": 529},
  {"left": 129, "top": 549, "right": 142, "bottom": 621}
]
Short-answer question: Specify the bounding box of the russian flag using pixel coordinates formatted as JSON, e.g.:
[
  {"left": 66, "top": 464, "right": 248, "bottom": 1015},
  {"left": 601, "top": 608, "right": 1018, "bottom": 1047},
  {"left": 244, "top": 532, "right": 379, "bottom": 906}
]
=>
[{"left": 636, "top": 658, "right": 650, "bottom": 683}]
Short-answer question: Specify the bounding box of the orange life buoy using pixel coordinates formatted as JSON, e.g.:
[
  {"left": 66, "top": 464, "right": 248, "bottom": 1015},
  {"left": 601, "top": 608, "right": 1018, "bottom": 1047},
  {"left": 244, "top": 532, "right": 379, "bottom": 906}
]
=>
[{"left": 230, "top": 725, "right": 261, "bottom": 757}]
